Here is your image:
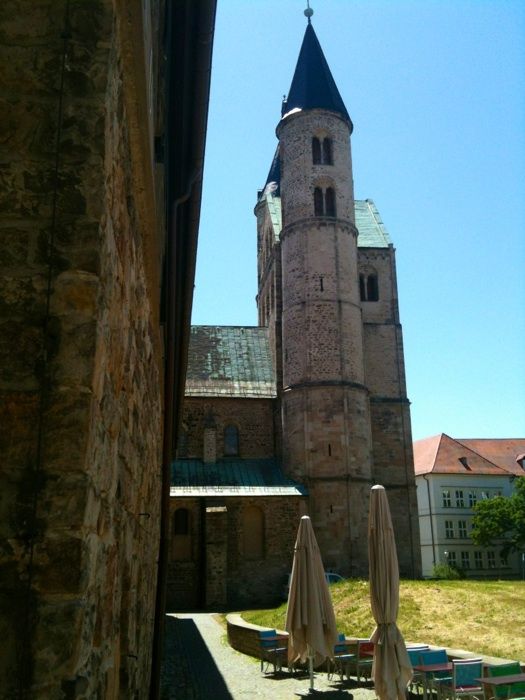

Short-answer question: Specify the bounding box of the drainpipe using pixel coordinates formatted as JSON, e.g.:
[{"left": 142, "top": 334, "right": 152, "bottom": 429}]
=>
[
  {"left": 149, "top": 2, "right": 216, "bottom": 698},
  {"left": 423, "top": 475, "right": 436, "bottom": 569}
]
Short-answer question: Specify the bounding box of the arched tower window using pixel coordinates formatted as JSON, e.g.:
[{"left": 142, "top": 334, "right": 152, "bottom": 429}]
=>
[
  {"left": 172, "top": 508, "right": 191, "bottom": 561},
  {"left": 312, "top": 136, "right": 333, "bottom": 165},
  {"left": 325, "top": 187, "right": 336, "bottom": 216},
  {"left": 313, "top": 186, "right": 336, "bottom": 217},
  {"left": 312, "top": 137, "right": 321, "bottom": 164},
  {"left": 243, "top": 505, "right": 264, "bottom": 560},
  {"left": 322, "top": 138, "right": 333, "bottom": 165},
  {"left": 224, "top": 424, "right": 239, "bottom": 456},
  {"left": 367, "top": 274, "right": 379, "bottom": 301},
  {"left": 360, "top": 272, "right": 379, "bottom": 302}
]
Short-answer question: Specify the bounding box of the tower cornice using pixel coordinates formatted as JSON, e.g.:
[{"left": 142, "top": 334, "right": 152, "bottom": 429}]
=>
[
  {"left": 277, "top": 106, "right": 351, "bottom": 136},
  {"left": 280, "top": 217, "right": 358, "bottom": 243}
]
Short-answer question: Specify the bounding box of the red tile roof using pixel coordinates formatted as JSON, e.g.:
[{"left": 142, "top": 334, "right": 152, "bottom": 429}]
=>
[
  {"left": 459, "top": 439, "right": 525, "bottom": 476},
  {"left": 413, "top": 434, "right": 525, "bottom": 476}
]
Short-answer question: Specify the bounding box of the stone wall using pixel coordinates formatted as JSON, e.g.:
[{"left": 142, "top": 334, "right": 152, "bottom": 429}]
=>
[
  {"left": 360, "top": 247, "right": 421, "bottom": 576},
  {"left": 180, "top": 397, "right": 276, "bottom": 461},
  {"left": 0, "top": 1, "right": 164, "bottom": 697},
  {"left": 166, "top": 497, "right": 202, "bottom": 610},
  {"left": 167, "top": 496, "right": 305, "bottom": 609}
]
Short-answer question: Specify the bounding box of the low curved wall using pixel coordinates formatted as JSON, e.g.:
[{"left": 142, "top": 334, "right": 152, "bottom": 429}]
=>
[
  {"left": 226, "top": 613, "right": 283, "bottom": 660},
  {"left": 226, "top": 614, "right": 523, "bottom": 669}
]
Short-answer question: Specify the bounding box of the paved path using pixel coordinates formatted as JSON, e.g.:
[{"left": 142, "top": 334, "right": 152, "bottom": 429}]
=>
[{"left": 160, "top": 612, "right": 378, "bottom": 700}]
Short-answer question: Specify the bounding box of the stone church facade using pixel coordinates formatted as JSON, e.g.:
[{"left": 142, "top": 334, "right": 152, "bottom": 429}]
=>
[{"left": 169, "top": 18, "right": 421, "bottom": 610}]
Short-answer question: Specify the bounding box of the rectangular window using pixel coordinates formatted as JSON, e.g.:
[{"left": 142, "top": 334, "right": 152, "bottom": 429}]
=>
[
  {"left": 461, "top": 551, "right": 470, "bottom": 569},
  {"left": 499, "top": 553, "right": 508, "bottom": 568},
  {"left": 474, "top": 551, "right": 483, "bottom": 569},
  {"left": 442, "top": 490, "right": 451, "bottom": 508},
  {"left": 468, "top": 491, "right": 477, "bottom": 508},
  {"left": 487, "top": 551, "right": 496, "bottom": 568},
  {"left": 448, "top": 551, "right": 457, "bottom": 567},
  {"left": 481, "top": 491, "right": 489, "bottom": 500},
  {"left": 445, "top": 520, "right": 454, "bottom": 539},
  {"left": 458, "top": 520, "right": 467, "bottom": 539},
  {"left": 455, "top": 490, "right": 464, "bottom": 508}
]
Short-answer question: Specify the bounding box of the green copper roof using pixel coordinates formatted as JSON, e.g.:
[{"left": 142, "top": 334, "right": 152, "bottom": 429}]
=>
[
  {"left": 256, "top": 195, "right": 391, "bottom": 248},
  {"left": 170, "top": 458, "right": 306, "bottom": 496},
  {"left": 265, "top": 194, "right": 282, "bottom": 242},
  {"left": 355, "top": 199, "right": 392, "bottom": 248},
  {"left": 185, "top": 326, "right": 276, "bottom": 398},
  {"left": 261, "top": 146, "right": 280, "bottom": 199}
]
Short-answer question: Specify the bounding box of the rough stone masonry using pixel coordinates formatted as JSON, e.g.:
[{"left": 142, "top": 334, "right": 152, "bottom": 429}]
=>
[{"left": 0, "top": 1, "right": 166, "bottom": 697}]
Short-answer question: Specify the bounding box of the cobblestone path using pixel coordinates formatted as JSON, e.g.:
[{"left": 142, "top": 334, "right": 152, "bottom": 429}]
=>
[{"left": 160, "top": 612, "right": 378, "bottom": 700}]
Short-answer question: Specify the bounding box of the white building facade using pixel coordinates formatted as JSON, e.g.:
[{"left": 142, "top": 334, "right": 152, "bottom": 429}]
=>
[{"left": 414, "top": 434, "right": 525, "bottom": 578}]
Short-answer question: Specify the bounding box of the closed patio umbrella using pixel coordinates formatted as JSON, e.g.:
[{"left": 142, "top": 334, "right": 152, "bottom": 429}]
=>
[
  {"left": 368, "top": 485, "right": 412, "bottom": 700},
  {"left": 285, "top": 515, "right": 338, "bottom": 691}
]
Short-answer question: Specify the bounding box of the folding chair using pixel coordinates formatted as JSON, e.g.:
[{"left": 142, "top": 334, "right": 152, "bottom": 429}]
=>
[
  {"left": 345, "top": 638, "right": 374, "bottom": 682},
  {"left": 485, "top": 662, "right": 525, "bottom": 700},
  {"left": 407, "top": 645, "right": 430, "bottom": 697},
  {"left": 418, "top": 648, "right": 452, "bottom": 700},
  {"left": 258, "top": 629, "right": 287, "bottom": 674},
  {"left": 439, "top": 658, "right": 484, "bottom": 700},
  {"left": 328, "top": 633, "right": 354, "bottom": 682}
]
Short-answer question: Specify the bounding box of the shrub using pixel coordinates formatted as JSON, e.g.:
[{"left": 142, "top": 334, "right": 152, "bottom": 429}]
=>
[{"left": 432, "top": 563, "right": 466, "bottom": 579}]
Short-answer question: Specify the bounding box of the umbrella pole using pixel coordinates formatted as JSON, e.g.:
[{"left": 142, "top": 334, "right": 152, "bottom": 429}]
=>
[{"left": 308, "top": 645, "right": 314, "bottom": 691}]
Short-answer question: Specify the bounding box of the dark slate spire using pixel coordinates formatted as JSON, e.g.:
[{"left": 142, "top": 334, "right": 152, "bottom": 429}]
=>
[{"left": 282, "top": 22, "right": 352, "bottom": 130}]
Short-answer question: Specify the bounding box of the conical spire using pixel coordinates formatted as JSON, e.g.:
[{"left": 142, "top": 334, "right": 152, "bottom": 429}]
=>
[{"left": 282, "top": 22, "right": 352, "bottom": 130}]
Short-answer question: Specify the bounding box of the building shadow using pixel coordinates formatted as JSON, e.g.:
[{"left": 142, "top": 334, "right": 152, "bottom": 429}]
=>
[{"left": 160, "top": 616, "right": 232, "bottom": 699}]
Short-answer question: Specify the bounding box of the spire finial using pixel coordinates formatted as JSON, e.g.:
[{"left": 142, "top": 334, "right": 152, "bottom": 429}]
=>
[{"left": 304, "top": 0, "right": 313, "bottom": 23}]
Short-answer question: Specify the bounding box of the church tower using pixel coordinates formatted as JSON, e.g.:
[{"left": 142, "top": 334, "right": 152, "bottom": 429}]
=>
[
  {"left": 278, "top": 15, "right": 372, "bottom": 574},
  {"left": 256, "top": 9, "right": 421, "bottom": 577}
]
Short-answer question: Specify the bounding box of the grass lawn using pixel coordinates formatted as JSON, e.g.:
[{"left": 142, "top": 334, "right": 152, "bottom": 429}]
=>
[{"left": 241, "top": 579, "right": 525, "bottom": 661}]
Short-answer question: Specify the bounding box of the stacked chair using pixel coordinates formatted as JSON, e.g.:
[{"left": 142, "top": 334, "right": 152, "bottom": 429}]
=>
[
  {"left": 345, "top": 638, "right": 375, "bottom": 682},
  {"left": 327, "top": 636, "right": 374, "bottom": 683},
  {"left": 417, "top": 649, "right": 452, "bottom": 699},
  {"left": 407, "top": 645, "right": 430, "bottom": 696},
  {"left": 328, "top": 633, "right": 355, "bottom": 682}
]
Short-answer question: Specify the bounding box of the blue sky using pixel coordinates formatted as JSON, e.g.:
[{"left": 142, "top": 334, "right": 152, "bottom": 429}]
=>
[{"left": 192, "top": 0, "right": 525, "bottom": 442}]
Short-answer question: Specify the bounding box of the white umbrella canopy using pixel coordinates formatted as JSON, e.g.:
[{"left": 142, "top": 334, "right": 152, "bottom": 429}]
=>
[
  {"left": 368, "top": 485, "right": 412, "bottom": 700},
  {"left": 285, "top": 515, "right": 338, "bottom": 687}
]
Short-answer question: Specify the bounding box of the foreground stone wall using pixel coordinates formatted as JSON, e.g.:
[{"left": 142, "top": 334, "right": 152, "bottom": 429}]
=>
[{"left": 1, "top": 1, "right": 163, "bottom": 697}]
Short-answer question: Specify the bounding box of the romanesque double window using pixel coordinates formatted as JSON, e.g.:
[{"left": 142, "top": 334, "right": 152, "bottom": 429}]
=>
[
  {"left": 312, "top": 136, "right": 333, "bottom": 165},
  {"left": 314, "top": 186, "right": 336, "bottom": 217},
  {"left": 359, "top": 273, "right": 379, "bottom": 302}
]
